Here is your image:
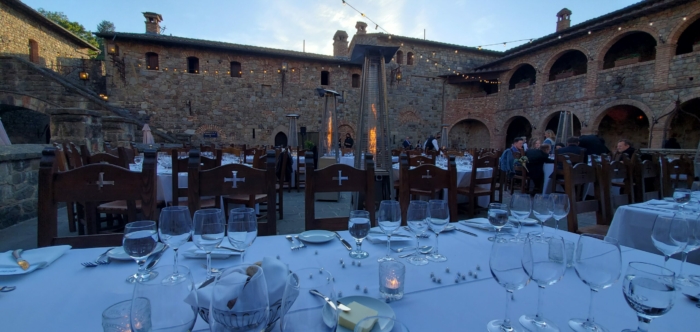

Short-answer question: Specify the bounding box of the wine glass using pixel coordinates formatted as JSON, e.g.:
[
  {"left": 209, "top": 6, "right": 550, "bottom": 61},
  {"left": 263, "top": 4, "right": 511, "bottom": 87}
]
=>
[
  {"left": 550, "top": 194, "right": 570, "bottom": 231},
  {"left": 651, "top": 215, "right": 688, "bottom": 268},
  {"left": 158, "top": 206, "right": 192, "bottom": 284},
  {"left": 209, "top": 264, "right": 270, "bottom": 332},
  {"left": 621, "top": 262, "right": 676, "bottom": 332},
  {"left": 123, "top": 220, "right": 159, "bottom": 284},
  {"left": 131, "top": 265, "right": 197, "bottom": 332},
  {"left": 510, "top": 193, "right": 532, "bottom": 234},
  {"left": 519, "top": 234, "right": 566, "bottom": 332},
  {"left": 673, "top": 188, "right": 691, "bottom": 205},
  {"left": 406, "top": 200, "right": 429, "bottom": 266},
  {"left": 488, "top": 203, "right": 510, "bottom": 240},
  {"left": 673, "top": 212, "right": 700, "bottom": 287},
  {"left": 192, "top": 209, "right": 225, "bottom": 280},
  {"left": 568, "top": 234, "right": 621, "bottom": 332},
  {"left": 280, "top": 268, "right": 337, "bottom": 331},
  {"left": 427, "top": 200, "right": 449, "bottom": 262},
  {"left": 487, "top": 235, "right": 530, "bottom": 332},
  {"left": 348, "top": 210, "right": 371, "bottom": 259},
  {"left": 377, "top": 200, "right": 402, "bottom": 262},
  {"left": 227, "top": 207, "right": 257, "bottom": 262},
  {"left": 532, "top": 194, "right": 554, "bottom": 234}
]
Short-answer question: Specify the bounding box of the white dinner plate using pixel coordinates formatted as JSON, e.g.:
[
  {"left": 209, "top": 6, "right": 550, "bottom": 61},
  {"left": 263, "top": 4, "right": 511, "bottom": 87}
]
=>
[
  {"left": 181, "top": 247, "right": 240, "bottom": 259},
  {"left": 107, "top": 243, "right": 165, "bottom": 261},
  {"left": 298, "top": 230, "right": 335, "bottom": 243},
  {"left": 323, "top": 295, "right": 396, "bottom": 332},
  {"left": 510, "top": 217, "right": 539, "bottom": 226}
]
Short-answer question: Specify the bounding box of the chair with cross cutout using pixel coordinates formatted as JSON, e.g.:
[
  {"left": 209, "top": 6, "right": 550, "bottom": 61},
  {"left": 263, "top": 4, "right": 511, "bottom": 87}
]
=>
[
  {"left": 562, "top": 159, "right": 607, "bottom": 235},
  {"left": 37, "top": 148, "right": 158, "bottom": 248},
  {"left": 457, "top": 153, "right": 498, "bottom": 218},
  {"left": 304, "top": 151, "right": 376, "bottom": 231},
  {"left": 398, "top": 155, "right": 458, "bottom": 225}
]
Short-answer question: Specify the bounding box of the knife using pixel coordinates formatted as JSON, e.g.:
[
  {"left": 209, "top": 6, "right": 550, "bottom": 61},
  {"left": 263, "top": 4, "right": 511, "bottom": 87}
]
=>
[
  {"left": 12, "top": 249, "right": 29, "bottom": 270},
  {"left": 455, "top": 228, "right": 478, "bottom": 237},
  {"left": 309, "top": 289, "right": 351, "bottom": 312},
  {"left": 333, "top": 232, "right": 353, "bottom": 251}
]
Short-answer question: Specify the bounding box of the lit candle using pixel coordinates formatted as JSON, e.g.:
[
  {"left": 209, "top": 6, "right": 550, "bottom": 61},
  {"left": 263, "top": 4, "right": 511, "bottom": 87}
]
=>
[{"left": 383, "top": 275, "right": 401, "bottom": 295}]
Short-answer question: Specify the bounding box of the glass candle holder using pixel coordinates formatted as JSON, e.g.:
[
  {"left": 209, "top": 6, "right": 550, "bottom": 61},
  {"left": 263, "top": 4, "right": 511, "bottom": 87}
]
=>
[
  {"left": 102, "top": 298, "right": 151, "bottom": 332},
  {"left": 379, "top": 261, "right": 405, "bottom": 301}
]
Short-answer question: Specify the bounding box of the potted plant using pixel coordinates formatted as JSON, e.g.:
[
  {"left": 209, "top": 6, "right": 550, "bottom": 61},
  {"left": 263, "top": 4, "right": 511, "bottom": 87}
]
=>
[
  {"left": 515, "top": 78, "right": 532, "bottom": 89},
  {"left": 614, "top": 53, "right": 641, "bottom": 67}
]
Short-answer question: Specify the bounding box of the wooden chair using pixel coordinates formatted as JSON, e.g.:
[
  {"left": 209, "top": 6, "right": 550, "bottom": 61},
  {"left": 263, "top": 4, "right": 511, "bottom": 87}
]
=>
[
  {"left": 86, "top": 146, "right": 130, "bottom": 168},
  {"left": 562, "top": 159, "right": 607, "bottom": 235},
  {"left": 407, "top": 149, "right": 423, "bottom": 156},
  {"left": 409, "top": 155, "right": 434, "bottom": 167},
  {"left": 188, "top": 150, "right": 277, "bottom": 236},
  {"left": 399, "top": 156, "right": 458, "bottom": 225},
  {"left": 295, "top": 149, "right": 307, "bottom": 192},
  {"left": 304, "top": 152, "right": 376, "bottom": 231},
  {"left": 103, "top": 142, "right": 119, "bottom": 156},
  {"left": 391, "top": 149, "right": 402, "bottom": 157},
  {"left": 53, "top": 144, "right": 79, "bottom": 233},
  {"left": 169, "top": 149, "right": 218, "bottom": 208},
  {"left": 37, "top": 148, "right": 158, "bottom": 248},
  {"left": 661, "top": 157, "right": 694, "bottom": 196},
  {"left": 66, "top": 143, "right": 84, "bottom": 169},
  {"left": 509, "top": 163, "right": 529, "bottom": 194},
  {"left": 634, "top": 155, "right": 662, "bottom": 203},
  {"left": 550, "top": 151, "right": 586, "bottom": 193},
  {"left": 457, "top": 154, "right": 498, "bottom": 218},
  {"left": 599, "top": 158, "right": 633, "bottom": 224}
]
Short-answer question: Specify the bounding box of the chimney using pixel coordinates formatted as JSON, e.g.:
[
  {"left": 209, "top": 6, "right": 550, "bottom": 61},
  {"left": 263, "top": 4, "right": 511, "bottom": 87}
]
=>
[
  {"left": 556, "top": 8, "right": 572, "bottom": 32},
  {"left": 355, "top": 21, "right": 367, "bottom": 35},
  {"left": 143, "top": 12, "right": 163, "bottom": 34},
  {"left": 333, "top": 30, "right": 349, "bottom": 57}
]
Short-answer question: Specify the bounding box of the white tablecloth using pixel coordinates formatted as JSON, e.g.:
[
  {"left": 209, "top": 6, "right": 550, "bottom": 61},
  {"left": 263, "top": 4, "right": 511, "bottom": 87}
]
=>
[
  {"left": 608, "top": 203, "right": 700, "bottom": 265},
  {"left": 2, "top": 225, "right": 699, "bottom": 331},
  {"left": 392, "top": 164, "right": 493, "bottom": 208}
]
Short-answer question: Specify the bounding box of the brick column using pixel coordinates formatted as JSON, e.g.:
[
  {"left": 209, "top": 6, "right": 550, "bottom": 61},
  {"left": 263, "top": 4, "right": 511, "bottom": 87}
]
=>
[
  {"left": 533, "top": 71, "right": 545, "bottom": 106},
  {"left": 584, "top": 60, "right": 601, "bottom": 98},
  {"left": 653, "top": 44, "right": 676, "bottom": 90},
  {"left": 49, "top": 108, "right": 103, "bottom": 153}
]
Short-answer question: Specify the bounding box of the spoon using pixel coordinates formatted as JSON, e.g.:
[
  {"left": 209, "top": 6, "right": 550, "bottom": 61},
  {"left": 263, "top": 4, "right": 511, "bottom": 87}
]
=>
[
  {"left": 146, "top": 244, "right": 169, "bottom": 270},
  {"left": 0, "top": 286, "right": 16, "bottom": 292},
  {"left": 398, "top": 246, "right": 433, "bottom": 258}
]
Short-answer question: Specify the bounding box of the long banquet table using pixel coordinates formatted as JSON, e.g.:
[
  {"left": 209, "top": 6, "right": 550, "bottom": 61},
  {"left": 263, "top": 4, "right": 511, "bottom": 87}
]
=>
[{"left": 2, "top": 224, "right": 699, "bottom": 331}]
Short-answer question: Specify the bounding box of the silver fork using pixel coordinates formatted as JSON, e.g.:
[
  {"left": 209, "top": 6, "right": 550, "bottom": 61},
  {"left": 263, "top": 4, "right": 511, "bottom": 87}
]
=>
[
  {"left": 294, "top": 235, "right": 306, "bottom": 249},
  {"left": 81, "top": 248, "right": 113, "bottom": 267},
  {"left": 285, "top": 235, "right": 299, "bottom": 250}
]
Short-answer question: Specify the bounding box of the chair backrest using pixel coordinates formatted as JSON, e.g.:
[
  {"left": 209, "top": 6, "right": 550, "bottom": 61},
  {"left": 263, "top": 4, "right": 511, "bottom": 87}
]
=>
[
  {"left": 662, "top": 157, "right": 694, "bottom": 196},
  {"left": 304, "top": 152, "right": 376, "bottom": 231},
  {"left": 407, "top": 149, "right": 423, "bottom": 156},
  {"left": 87, "top": 147, "right": 129, "bottom": 168},
  {"left": 38, "top": 148, "right": 158, "bottom": 248},
  {"left": 470, "top": 153, "right": 498, "bottom": 193},
  {"left": 599, "top": 158, "right": 633, "bottom": 223},
  {"left": 399, "top": 155, "right": 458, "bottom": 224},
  {"left": 563, "top": 159, "right": 605, "bottom": 233},
  {"left": 66, "top": 143, "right": 84, "bottom": 169},
  {"left": 103, "top": 142, "right": 119, "bottom": 155},
  {"left": 634, "top": 156, "right": 662, "bottom": 202},
  {"left": 424, "top": 150, "right": 439, "bottom": 159},
  {"left": 409, "top": 155, "right": 434, "bottom": 167},
  {"left": 188, "top": 150, "right": 277, "bottom": 235}
]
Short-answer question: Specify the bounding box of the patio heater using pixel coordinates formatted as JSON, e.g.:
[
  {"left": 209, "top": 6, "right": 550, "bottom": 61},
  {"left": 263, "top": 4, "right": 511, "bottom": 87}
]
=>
[
  {"left": 555, "top": 111, "right": 574, "bottom": 145},
  {"left": 351, "top": 43, "right": 399, "bottom": 200},
  {"left": 315, "top": 88, "right": 341, "bottom": 161},
  {"left": 440, "top": 124, "right": 449, "bottom": 150},
  {"left": 286, "top": 113, "right": 300, "bottom": 148}
]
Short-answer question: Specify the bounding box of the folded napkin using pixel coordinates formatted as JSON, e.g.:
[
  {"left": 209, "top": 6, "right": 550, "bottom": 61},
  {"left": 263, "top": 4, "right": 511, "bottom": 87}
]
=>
[
  {"left": 0, "top": 245, "right": 71, "bottom": 275},
  {"left": 366, "top": 227, "right": 414, "bottom": 244},
  {"left": 644, "top": 199, "right": 677, "bottom": 209}
]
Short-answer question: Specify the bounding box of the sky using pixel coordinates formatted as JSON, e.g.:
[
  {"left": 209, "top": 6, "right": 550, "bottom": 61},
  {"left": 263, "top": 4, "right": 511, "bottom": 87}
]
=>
[{"left": 22, "top": 0, "right": 640, "bottom": 54}]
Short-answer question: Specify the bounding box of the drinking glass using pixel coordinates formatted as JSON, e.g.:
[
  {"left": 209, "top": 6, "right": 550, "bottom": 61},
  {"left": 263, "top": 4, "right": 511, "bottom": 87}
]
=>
[
  {"left": 406, "top": 201, "right": 429, "bottom": 266},
  {"left": 427, "top": 200, "right": 449, "bottom": 262},
  {"left": 510, "top": 193, "right": 532, "bottom": 235},
  {"left": 532, "top": 194, "right": 554, "bottom": 234},
  {"left": 487, "top": 235, "right": 530, "bottom": 332},
  {"left": 519, "top": 234, "right": 566, "bottom": 332},
  {"left": 158, "top": 206, "right": 192, "bottom": 284},
  {"left": 673, "top": 188, "right": 691, "bottom": 205},
  {"left": 377, "top": 200, "right": 402, "bottom": 262},
  {"left": 227, "top": 207, "right": 257, "bottom": 262},
  {"left": 621, "top": 262, "right": 676, "bottom": 332},
  {"left": 568, "top": 234, "right": 621, "bottom": 332},
  {"left": 348, "top": 210, "right": 371, "bottom": 259},
  {"left": 488, "top": 203, "right": 510, "bottom": 239},
  {"left": 280, "top": 268, "right": 337, "bottom": 331},
  {"left": 550, "top": 194, "right": 570, "bottom": 231},
  {"left": 123, "top": 220, "right": 159, "bottom": 284},
  {"left": 192, "top": 208, "right": 225, "bottom": 280},
  {"left": 674, "top": 212, "right": 700, "bottom": 287},
  {"left": 102, "top": 299, "right": 150, "bottom": 332},
  {"left": 131, "top": 265, "right": 197, "bottom": 332},
  {"left": 209, "top": 264, "right": 269, "bottom": 332},
  {"left": 651, "top": 215, "right": 688, "bottom": 267},
  {"left": 355, "top": 316, "right": 410, "bottom": 332}
]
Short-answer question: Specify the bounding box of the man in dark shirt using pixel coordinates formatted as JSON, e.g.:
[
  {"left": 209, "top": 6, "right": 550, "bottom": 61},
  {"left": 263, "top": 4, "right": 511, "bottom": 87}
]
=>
[
  {"left": 614, "top": 139, "right": 635, "bottom": 161},
  {"left": 526, "top": 144, "right": 554, "bottom": 193},
  {"left": 343, "top": 133, "right": 354, "bottom": 148},
  {"left": 578, "top": 135, "right": 610, "bottom": 156},
  {"left": 556, "top": 137, "right": 588, "bottom": 168},
  {"left": 402, "top": 136, "right": 411, "bottom": 149}
]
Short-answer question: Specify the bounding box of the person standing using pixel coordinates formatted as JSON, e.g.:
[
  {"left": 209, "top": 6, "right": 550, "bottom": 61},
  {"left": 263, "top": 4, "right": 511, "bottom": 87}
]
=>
[
  {"left": 526, "top": 144, "right": 553, "bottom": 193},
  {"left": 402, "top": 136, "right": 411, "bottom": 149},
  {"left": 343, "top": 133, "right": 354, "bottom": 148},
  {"left": 424, "top": 133, "right": 440, "bottom": 152},
  {"left": 543, "top": 130, "right": 556, "bottom": 146}
]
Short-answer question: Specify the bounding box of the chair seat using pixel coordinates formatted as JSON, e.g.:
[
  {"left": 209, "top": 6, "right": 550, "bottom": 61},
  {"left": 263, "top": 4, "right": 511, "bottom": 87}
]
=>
[
  {"left": 176, "top": 197, "right": 216, "bottom": 208},
  {"left": 456, "top": 186, "right": 491, "bottom": 195},
  {"left": 224, "top": 194, "right": 268, "bottom": 204},
  {"left": 576, "top": 224, "right": 609, "bottom": 236},
  {"left": 97, "top": 200, "right": 142, "bottom": 212}
]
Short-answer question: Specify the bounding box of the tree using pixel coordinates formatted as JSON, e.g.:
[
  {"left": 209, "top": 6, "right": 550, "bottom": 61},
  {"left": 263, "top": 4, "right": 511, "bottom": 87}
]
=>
[
  {"left": 37, "top": 8, "right": 99, "bottom": 52},
  {"left": 96, "top": 20, "right": 115, "bottom": 33}
]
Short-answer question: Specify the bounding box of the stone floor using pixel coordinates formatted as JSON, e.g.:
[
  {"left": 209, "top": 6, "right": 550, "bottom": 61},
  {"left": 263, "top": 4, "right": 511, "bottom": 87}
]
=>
[{"left": 0, "top": 190, "right": 596, "bottom": 252}]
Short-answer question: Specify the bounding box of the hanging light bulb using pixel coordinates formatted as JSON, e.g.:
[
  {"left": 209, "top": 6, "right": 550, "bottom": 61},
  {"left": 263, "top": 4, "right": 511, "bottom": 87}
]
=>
[
  {"left": 478, "top": 46, "right": 482, "bottom": 50},
  {"left": 455, "top": 50, "right": 458, "bottom": 53}
]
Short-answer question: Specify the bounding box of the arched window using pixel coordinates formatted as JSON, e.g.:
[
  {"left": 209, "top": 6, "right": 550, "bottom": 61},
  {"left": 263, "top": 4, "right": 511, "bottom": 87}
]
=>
[
  {"left": 407, "top": 52, "right": 414, "bottom": 65},
  {"left": 603, "top": 32, "right": 657, "bottom": 69},
  {"left": 187, "top": 56, "right": 199, "bottom": 74},
  {"left": 145, "top": 52, "right": 159, "bottom": 70},
  {"left": 508, "top": 64, "right": 537, "bottom": 90},
  {"left": 548, "top": 50, "right": 587, "bottom": 81},
  {"left": 396, "top": 51, "right": 403, "bottom": 65},
  {"left": 675, "top": 18, "right": 700, "bottom": 55},
  {"left": 321, "top": 71, "right": 330, "bottom": 85},
  {"left": 352, "top": 74, "right": 360, "bottom": 88},
  {"left": 230, "top": 61, "right": 242, "bottom": 77},
  {"left": 28, "top": 39, "right": 39, "bottom": 64}
]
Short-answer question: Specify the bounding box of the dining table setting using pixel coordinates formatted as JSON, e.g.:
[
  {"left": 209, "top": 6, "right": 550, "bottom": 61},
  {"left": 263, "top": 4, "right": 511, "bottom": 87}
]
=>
[{"left": 2, "top": 193, "right": 700, "bottom": 331}]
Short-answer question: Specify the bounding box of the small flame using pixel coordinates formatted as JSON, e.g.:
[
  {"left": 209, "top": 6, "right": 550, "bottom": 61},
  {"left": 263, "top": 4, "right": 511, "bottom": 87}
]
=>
[
  {"left": 385, "top": 277, "right": 400, "bottom": 289},
  {"left": 327, "top": 114, "right": 333, "bottom": 154},
  {"left": 368, "top": 104, "right": 377, "bottom": 154}
]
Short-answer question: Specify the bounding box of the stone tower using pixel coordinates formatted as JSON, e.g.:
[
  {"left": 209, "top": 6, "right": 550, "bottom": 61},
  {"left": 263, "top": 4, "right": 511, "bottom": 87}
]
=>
[
  {"left": 143, "top": 12, "right": 163, "bottom": 35},
  {"left": 333, "top": 30, "right": 349, "bottom": 57},
  {"left": 556, "top": 8, "right": 572, "bottom": 32},
  {"left": 355, "top": 21, "right": 367, "bottom": 35}
]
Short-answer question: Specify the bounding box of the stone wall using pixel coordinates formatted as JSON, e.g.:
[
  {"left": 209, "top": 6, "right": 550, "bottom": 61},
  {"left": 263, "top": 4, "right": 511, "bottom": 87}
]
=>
[
  {"left": 49, "top": 108, "right": 103, "bottom": 153},
  {"left": 448, "top": 119, "right": 491, "bottom": 149},
  {"left": 0, "top": 144, "right": 48, "bottom": 229},
  {"left": 0, "top": 106, "right": 49, "bottom": 144}
]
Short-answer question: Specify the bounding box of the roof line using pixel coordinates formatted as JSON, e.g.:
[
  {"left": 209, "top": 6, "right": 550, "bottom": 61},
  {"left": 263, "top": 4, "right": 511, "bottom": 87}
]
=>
[{"left": 364, "top": 32, "right": 503, "bottom": 56}]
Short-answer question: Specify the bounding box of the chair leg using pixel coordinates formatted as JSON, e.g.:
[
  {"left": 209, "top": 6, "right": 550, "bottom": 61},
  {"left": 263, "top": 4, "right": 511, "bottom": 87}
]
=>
[
  {"left": 468, "top": 196, "right": 475, "bottom": 218},
  {"left": 66, "top": 202, "right": 77, "bottom": 233}
]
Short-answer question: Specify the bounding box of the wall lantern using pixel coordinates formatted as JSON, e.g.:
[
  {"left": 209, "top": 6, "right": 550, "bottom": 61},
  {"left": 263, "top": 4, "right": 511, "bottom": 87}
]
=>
[
  {"left": 107, "top": 43, "right": 117, "bottom": 54},
  {"left": 79, "top": 71, "right": 89, "bottom": 80},
  {"left": 395, "top": 68, "right": 402, "bottom": 81}
]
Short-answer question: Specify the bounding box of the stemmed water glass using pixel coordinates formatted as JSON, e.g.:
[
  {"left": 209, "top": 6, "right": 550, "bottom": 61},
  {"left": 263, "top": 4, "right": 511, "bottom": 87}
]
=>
[
  {"left": 488, "top": 203, "right": 510, "bottom": 240},
  {"left": 487, "top": 235, "right": 529, "bottom": 332},
  {"left": 519, "top": 234, "right": 566, "bottom": 332},
  {"left": 532, "top": 194, "right": 554, "bottom": 234},
  {"left": 550, "top": 194, "right": 570, "bottom": 231},
  {"left": 672, "top": 212, "right": 700, "bottom": 287},
  {"left": 427, "top": 200, "right": 449, "bottom": 262},
  {"left": 123, "top": 220, "right": 159, "bottom": 284},
  {"left": 510, "top": 193, "right": 532, "bottom": 235},
  {"left": 348, "top": 210, "right": 371, "bottom": 259},
  {"left": 406, "top": 200, "right": 429, "bottom": 266},
  {"left": 621, "top": 262, "right": 676, "bottom": 332},
  {"left": 158, "top": 206, "right": 192, "bottom": 284},
  {"left": 377, "top": 200, "right": 402, "bottom": 262},
  {"left": 651, "top": 214, "right": 688, "bottom": 268},
  {"left": 227, "top": 207, "right": 257, "bottom": 262},
  {"left": 568, "top": 234, "right": 621, "bottom": 332},
  {"left": 192, "top": 209, "right": 225, "bottom": 280}
]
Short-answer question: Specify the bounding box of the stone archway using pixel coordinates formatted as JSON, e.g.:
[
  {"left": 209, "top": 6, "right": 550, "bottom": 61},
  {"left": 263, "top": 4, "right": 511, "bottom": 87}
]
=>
[
  {"left": 543, "top": 111, "right": 582, "bottom": 138},
  {"left": 504, "top": 116, "right": 532, "bottom": 149},
  {"left": 0, "top": 104, "right": 50, "bottom": 144},
  {"left": 597, "top": 105, "right": 650, "bottom": 151},
  {"left": 448, "top": 119, "right": 490, "bottom": 149},
  {"left": 274, "top": 132, "right": 288, "bottom": 147},
  {"left": 666, "top": 98, "right": 700, "bottom": 149}
]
